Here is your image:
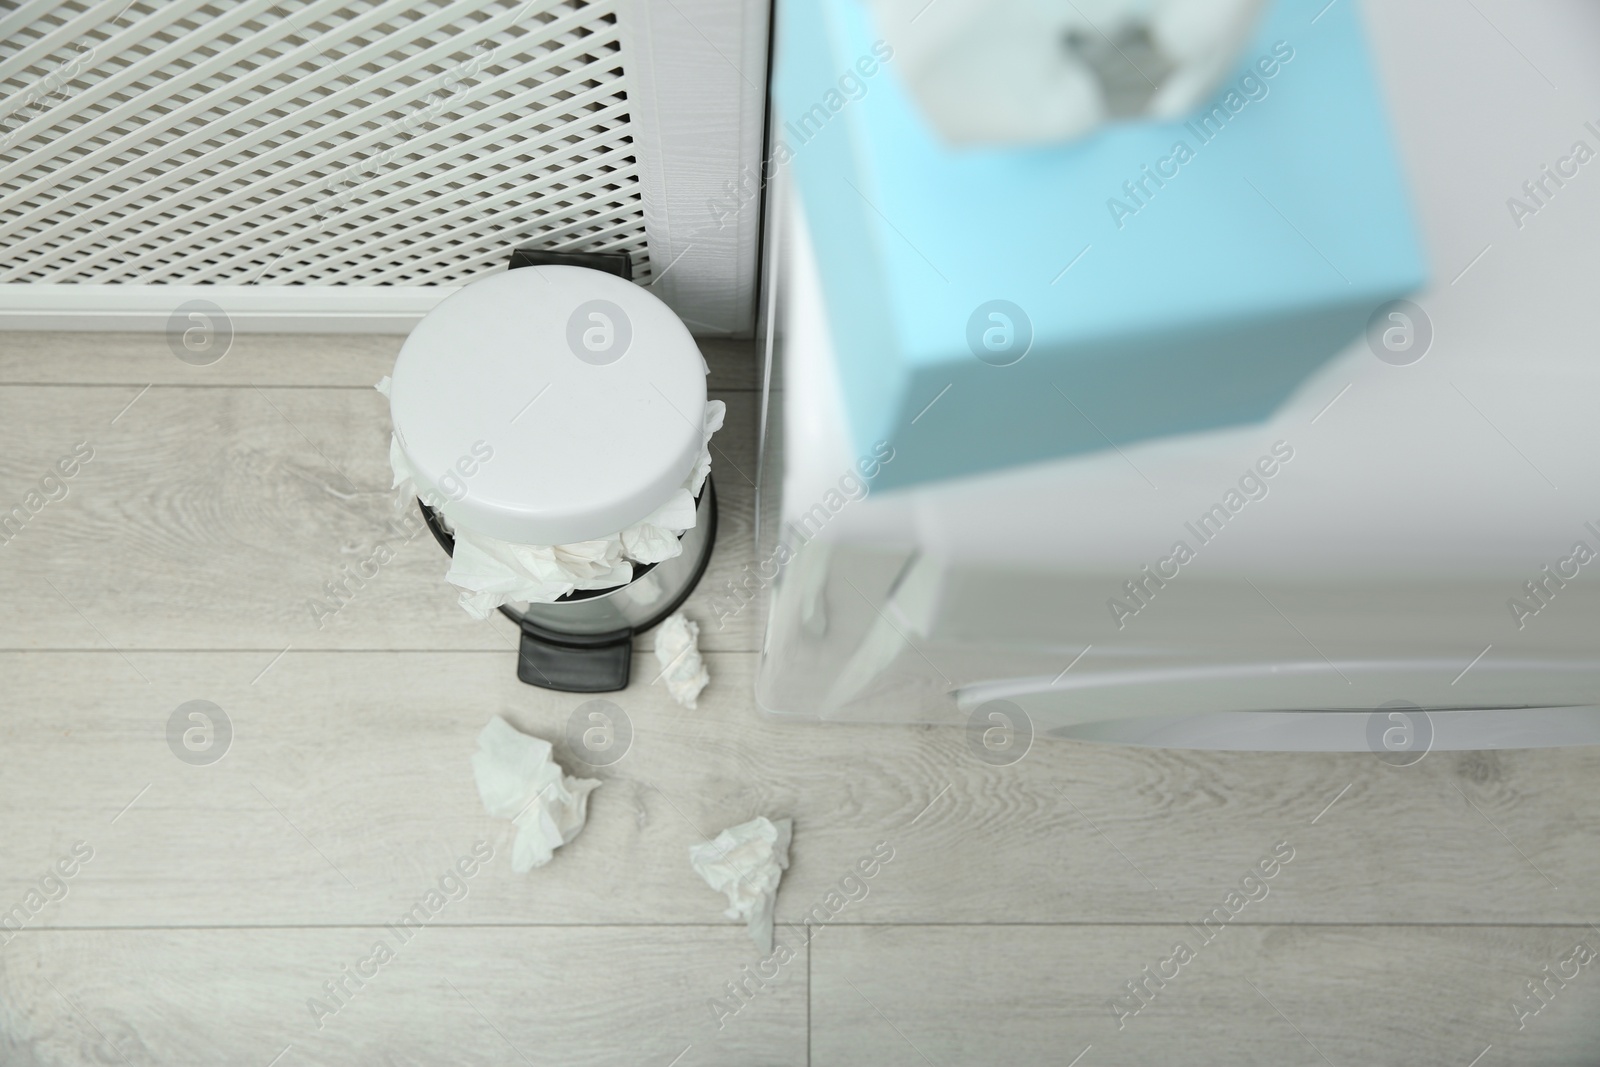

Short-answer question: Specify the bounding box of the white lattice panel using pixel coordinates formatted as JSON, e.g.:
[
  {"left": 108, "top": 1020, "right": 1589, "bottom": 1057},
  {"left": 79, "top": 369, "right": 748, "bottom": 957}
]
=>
[{"left": 0, "top": 0, "right": 652, "bottom": 287}]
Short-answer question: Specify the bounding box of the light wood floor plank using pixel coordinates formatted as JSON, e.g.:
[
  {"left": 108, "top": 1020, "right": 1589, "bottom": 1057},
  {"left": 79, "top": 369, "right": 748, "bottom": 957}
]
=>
[
  {"left": 811, "top": 924, "right": 1600, "bottom": 1066},
  {"left": 0, "top": 926, "right": 803, "bottom": 1066},
  {"left": 3, "top": 651, "right": 1599, "bottom": 927},
  {"left": 0, "top": 383, "right": 764, "bottom": 652},
  {"left": 0, "top": 333, "right": 760, "bottom": 391}
]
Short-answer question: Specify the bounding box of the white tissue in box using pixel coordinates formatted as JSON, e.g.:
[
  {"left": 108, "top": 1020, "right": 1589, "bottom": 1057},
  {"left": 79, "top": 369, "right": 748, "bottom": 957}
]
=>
[
  {"left": 871, "top": 0, "right": 1266, "bottom": 146},
  {"left": 690, "top": 816, "right": 793, "bottom": 953},
  {"left": 472, "top": 716, "right": 600, "bottom": 873}
]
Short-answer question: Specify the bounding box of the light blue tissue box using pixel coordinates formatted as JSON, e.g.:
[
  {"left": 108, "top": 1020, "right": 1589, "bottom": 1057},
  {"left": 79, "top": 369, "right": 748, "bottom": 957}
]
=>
[{"left": 776, "top": 0, "right": 1427, "bottom": 489}]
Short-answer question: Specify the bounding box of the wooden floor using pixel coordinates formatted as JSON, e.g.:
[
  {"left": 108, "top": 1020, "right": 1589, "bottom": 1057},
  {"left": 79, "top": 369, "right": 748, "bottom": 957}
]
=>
[{"left": 2, "top": 332, "right": 1599, "bottom": 1066}]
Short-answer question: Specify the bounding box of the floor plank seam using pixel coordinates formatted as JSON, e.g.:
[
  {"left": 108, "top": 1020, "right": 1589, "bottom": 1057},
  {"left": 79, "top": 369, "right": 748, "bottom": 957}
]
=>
[
  {"left": 0, "top": 647, "right": 766, "bottom": 655},
  {"left": 0, "top": 382, "right": 767, "bottom": 392},
  {"left": 13, "top": 920, "right": 1598, "bottom": 932}
]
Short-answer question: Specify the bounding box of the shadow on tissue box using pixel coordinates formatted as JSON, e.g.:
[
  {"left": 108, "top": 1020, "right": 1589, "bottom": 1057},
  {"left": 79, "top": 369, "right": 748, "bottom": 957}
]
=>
[{"left": 775, "top": 0, "right": 1427, "bottom": 491}]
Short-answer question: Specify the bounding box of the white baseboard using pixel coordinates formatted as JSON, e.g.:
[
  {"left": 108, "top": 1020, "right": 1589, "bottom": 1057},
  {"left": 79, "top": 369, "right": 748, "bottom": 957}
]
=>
[{"left": 0, "top": 285, "right": 459, "bottom": 333}]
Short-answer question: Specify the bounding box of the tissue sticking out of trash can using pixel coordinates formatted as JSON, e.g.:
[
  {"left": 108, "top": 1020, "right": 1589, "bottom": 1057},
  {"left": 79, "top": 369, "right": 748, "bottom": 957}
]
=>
[{"left": 384, "top": 253, "right": 723, "bottom": 692}]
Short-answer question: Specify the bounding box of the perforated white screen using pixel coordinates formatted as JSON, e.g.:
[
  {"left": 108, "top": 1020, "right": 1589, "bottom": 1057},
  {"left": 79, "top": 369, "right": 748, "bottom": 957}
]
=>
[{"left": 0, "top": 0, "right": 652, "bottom": 287}]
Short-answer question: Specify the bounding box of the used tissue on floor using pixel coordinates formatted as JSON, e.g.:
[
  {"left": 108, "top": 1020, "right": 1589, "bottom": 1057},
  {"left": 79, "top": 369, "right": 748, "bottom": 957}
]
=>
[
  {"left": 690, "top": 816, "right": 793, "bottom": 953},
  {"left": 472, "top": 716, "right": 600, "bottom": 872},
  {"left": 654, "top": 611, "right": 710, "bottom": 709}
]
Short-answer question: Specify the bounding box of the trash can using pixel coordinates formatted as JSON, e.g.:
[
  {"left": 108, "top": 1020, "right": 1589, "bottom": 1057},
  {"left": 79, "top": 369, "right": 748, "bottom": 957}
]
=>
[{"left": 385, "top": 256, "right": 721, "bottom": 693}]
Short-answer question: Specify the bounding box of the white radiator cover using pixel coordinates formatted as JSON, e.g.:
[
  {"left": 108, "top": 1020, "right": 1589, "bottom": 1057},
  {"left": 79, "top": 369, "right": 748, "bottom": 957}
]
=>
[{"left": 0, "top": 0, "right": 766, "bottom": 333}]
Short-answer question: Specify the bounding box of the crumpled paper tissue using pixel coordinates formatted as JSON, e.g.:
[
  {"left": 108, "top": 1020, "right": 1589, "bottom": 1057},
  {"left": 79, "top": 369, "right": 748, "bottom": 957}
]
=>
[
  {"left": 654, "top": 611, "right": 709, "bottom": 709},
  {"left": 869, "top": 0, "right": 1266, "bottom": 146},
  {"left": 690, "top": 816, "right": 793, "bottom": 953},
  {"left": 472, "top": 716, "right": 600, "bottom": 873},
  {"left": 380, "top": 377, "right": 724, "bottom": 618}
]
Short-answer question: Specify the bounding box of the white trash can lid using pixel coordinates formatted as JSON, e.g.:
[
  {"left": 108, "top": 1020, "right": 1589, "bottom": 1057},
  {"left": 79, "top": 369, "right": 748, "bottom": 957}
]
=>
[{"left": 389, "top": 265, "right": 708, "bottom": 546}]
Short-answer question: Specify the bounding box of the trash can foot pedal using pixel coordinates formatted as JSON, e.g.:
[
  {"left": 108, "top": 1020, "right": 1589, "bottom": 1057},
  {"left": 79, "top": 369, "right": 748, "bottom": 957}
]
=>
[{"left": 516, "top": 625, "right": 632, "bottom": 692}]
